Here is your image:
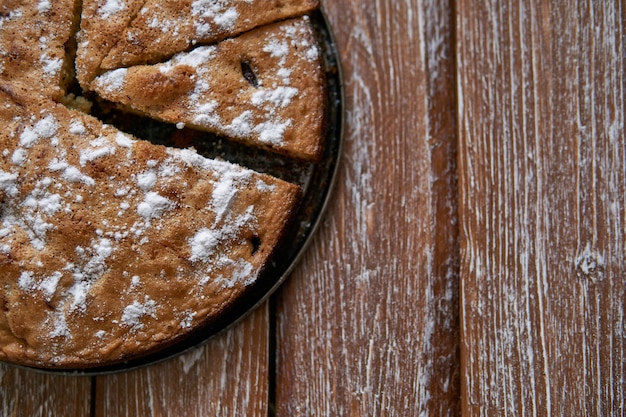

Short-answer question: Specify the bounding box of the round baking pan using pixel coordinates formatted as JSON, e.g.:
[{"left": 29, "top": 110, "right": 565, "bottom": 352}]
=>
[{"left": 14, "top": 9, "right": 343, "bottom": 375}]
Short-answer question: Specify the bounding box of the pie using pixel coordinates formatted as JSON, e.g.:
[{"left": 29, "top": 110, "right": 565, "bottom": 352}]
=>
[{"left": 0, "top": 0, "right": 325, "bottom": 368}]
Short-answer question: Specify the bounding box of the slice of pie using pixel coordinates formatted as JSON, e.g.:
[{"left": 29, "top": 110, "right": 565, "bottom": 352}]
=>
[
  {"left": 76, "top": 0, "right": 318, "bottom": 89},
  {"left": 0, "top": 86, "right": 301, "bottom": 368},
  {"left": 93, "top": 17, "right": 326, "bottom": 161},
  {"left": 101, "top": 0, "right": 319, "bottom": 70}
]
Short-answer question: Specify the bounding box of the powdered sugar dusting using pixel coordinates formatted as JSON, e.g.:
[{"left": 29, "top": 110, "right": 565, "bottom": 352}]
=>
[
  {"left": 189, "top": 228, "right": 219, "bottom": 262},
  {"left": 79, "top": 136, "right": 116, "bottom": 166},
  {"left": 0, "top": 56, "right": 296, "bottom": 364},
  {"left": 115, "top": 132, "right": 134, "bottom": 148},
  {"left": 121, "top": 297, "right": 157, "bottom": 330},
  {"left": 188, "top": 206, "right": 256, "bottom": 266},
  {"left": 37, "top": 0, "right": 51, "bottom": 13},
  {"left": 93, "top": 18, "right": 322, "bottom": 153},
  {"left": 137, "top": 192, "right": 175, "bottom": 220},
  {"left": 19, "top": 114, "right": 59, "bottom": 148},
  {"left": 251, "top": 86, "right": 298, "bottom": 108},
  {"left": 39, "top": 271, "right": 62, "bottom": 300},
  {"left": 69, "top": 119, "right": 87, "bottom": 135},
  {"left": 137, "top": 171, "right": 157, "bottom": 191},
  {"left": 191, "top": 0, "right": 240, "bottom": 37},
  {"left": 94, "top": 68, "right": 127, "bottom": 93},
  {"left": 98, "top": 0, "right": 126, "bottom": 19},
  {"left": 159, "top": 45, "right": 216, "bottom": 74},
  {"left": 40, "top": 54, "right": 63, "bottom": 76},
  {"left": 11, "top": 149, "right": 27, "bottom": 166},
  {"left": 67, "top": 238, "right": 115, "bottom": 311},
  {"left": 47, "top": 311, "right": 71, "bottom": 339},
  {"left": 0, "top": 171, "right": 19, "bottom": 197}
]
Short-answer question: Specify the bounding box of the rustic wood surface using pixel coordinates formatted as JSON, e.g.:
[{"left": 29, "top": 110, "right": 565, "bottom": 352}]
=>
[
  {"left": 457, "top": 0, "right": 625, "bottom": 416},
  {"left": 1, "top": 0, "right": 624, "bottom": 416},
  {"left": 274, "top": 0, "right": 460, "bottom": 415},
  {"left": 94, "top": 305, "right": 269, "bottom": 417}
]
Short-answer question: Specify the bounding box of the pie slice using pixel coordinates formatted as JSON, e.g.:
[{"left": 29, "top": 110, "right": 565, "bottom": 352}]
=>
[
  {"left": 0, "top": 0, "right": 80, "bottom": 100},
  {"left": 0, "top": 86, "right": 301, "bottom": 368},
  {"left": 99, "top": 0, "right": 319, "bottom": 73},
  {"left": 93, "top": 17, "right": 326, "bottom": 161}
]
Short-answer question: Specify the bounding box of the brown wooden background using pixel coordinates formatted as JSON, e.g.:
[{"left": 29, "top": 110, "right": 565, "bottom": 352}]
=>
[{"left": 1, "top": 0, "right": 624, "bottom": 415}]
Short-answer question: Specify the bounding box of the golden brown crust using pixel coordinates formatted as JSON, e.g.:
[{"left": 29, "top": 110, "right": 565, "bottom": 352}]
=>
[
  {"left": 0, "top": 0, "right": 81, "bottom": 100},
  {"left": 100, "top": 0, "right": 319, "bottom": 71},
  {"left": 76, "top": 0, "right": 318, "bottom": 90},
  {"left": 75, "top": 0, "right": 146, "bottom": 90},
  {"left": 0, "top": 89, "right": 300, "bottom": 368},
  {"left": 94, "top": 17, "right": 326, "bottom": 161},
  {"left": 0, "top": 0, "right": 327, "bottom": 369}
]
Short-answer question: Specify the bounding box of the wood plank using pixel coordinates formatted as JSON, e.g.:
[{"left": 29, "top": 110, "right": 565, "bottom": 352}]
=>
[
  {"left": 0, "top": 366, "right": 92, "bottom": 417},
  {"left": 457, "top": 0, "right": 625, "bottom": 415},
  {"left": 274, "top": 0, "right": 460, "bottom": 415},
  {"left": 95, "top": 304, "right": 269, "bottom": 417}
]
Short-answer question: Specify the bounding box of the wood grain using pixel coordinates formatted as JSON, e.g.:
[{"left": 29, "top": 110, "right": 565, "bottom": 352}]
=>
[
  {"left": 457, "top": 0, "right": 625, "bottom": 415},
  {"left": 0, "top": 366, "right": 91, "bottom": 417},
  {"left": 2, "top": 0, "right": 624, "bottom": 415},
  {"left": 274, "top": 0, "right": 460, "bottom": 415},
  {"left": 94, "top": 303, "right": 269, "bottom": 417}
]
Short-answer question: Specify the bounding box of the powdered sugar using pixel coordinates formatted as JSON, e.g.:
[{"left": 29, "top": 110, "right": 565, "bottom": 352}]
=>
[
  {"left": 115, "top": 132, "right": 135, "bottom": 148},
  {"left": 2, "top": 177, "right": 65, "bottom": 250},
  {"left": 67, "top": 238, "right": 114, "bottom": 311},
  {"left": 22, "top": 186, "right": 63, "bottom": 217},
  {"left": 49, "top": 157, "right": 96, "bottom": 186},
  {"left": 69, "top": 119, "right": 87, "bottom": 135},
  {"left": 94, "top": 68, "right": 127, "bottom": 93},
  {"left": 136, "top": 171, "right": 157, "bottom": 191},
  {"left": 251, "top": 86, "right": 298, "bottom": 108},
  {"left": 191, "top": 0, "right": 240, "bottom": 37},
  {"left": 188, "top": 205, "right": 256, "bottom": 266},
  {"left": 39, "top": 271, "right": 62, "bottom": 300},
  {"left": 37, "top": 0, "right": 51, "bottom": 13},
  {"left": 19, "top": 114, "right": 59, "bottom": 148},
  {"left": 213, "top": 7, "right": 238, "bottom": 30},
  {"left": 18, "top": 271, "right": 35, "bottom": 292},
  {"left": 40, "top": 54, "right": 63, "bottom": 76},
  {"left": 256, "top": 119, "right": 292, "bottom": 145},
  {"left": 17, "top": 270, "right": 61, "bottom": 301},
  {"left": 47, "top": 310, "right": 71, "bottom": 339},
  {"left": 159, "top": 45, "right": 216, "bottom": 74},
  {"left": 79, "top": 137, "right": 116, "bottom": 166},
  {"left": 211, "top": 171, "right": 251, "bottom": 222},
  {"left": 98, "top": 0, "right": 126, "bottom": 19},
  {"left": 61, "top": 166, "right": 96, "bottom": 186},
  {"left": 121, "top": 297, "right": 157, "bottom": 330},
  {"left": 11, "top": 149, "right": 27, "bottom": 166},
  {"left": 263, "top": 39, "right": 289, "bottom": 58},
  {"left": 189, "top": 228, "right": 219, "bottom": 262},
  {"left": 0, "top": 171, "right": 19, "bottom": 197},
  {"left": 137, "top": 192, "right": 174, "bottom": 220}
]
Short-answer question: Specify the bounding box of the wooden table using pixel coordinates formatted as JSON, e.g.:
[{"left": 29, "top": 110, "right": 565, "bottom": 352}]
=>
[{"left": 2, "top": 0, "right": 624, "bottom": 415}]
